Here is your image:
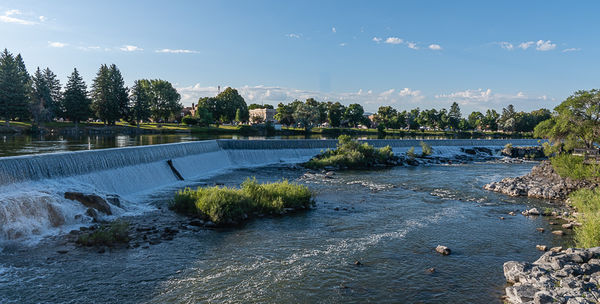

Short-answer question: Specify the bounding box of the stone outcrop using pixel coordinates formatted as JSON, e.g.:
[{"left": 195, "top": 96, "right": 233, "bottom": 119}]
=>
[
  {"left": 64, "top": 192, "right": 112, "bottom": 215},
  {"left": 484, "top": 161, "right": 597, "bottom": 200},
  {"left": 501, "top": 146, "right": 546, "bottom": 159},
  {"left": 503, "top": 247, "right": 600, "bottom": 304}
]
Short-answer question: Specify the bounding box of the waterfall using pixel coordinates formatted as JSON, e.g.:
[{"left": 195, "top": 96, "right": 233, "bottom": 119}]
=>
[{"left": 0, "top": 138, "right": 541, "bottom": 243}]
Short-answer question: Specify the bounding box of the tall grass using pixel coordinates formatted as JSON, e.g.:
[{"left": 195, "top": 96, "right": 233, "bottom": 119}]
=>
[
  {"left": 171, "top": 178, "right": 313, "bottom": 225},
  {"left": 420, "top": 141, "right": 433, "bottom": 157},
  {"left": 550, "top": 154, "right": 600, "bottom": 181},
  {"left": 304, "top": 135, "right": 396, "bottom": 169},
  {"left": 569, "top": 188, "right": 600, "bottom": 248}
]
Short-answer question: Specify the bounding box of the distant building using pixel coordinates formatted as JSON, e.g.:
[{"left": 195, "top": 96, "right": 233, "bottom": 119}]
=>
[{"left": 249, "top": 108, "right": 277, "bottom": 124}]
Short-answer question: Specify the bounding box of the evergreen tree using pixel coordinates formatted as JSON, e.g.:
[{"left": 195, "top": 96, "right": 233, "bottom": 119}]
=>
[
  {"left": 130, "top": 79, "right": 152, "bottom": 127},
  {"left": 108, "top": 64, "right": 129, "bottom": 122},
  {"left": 91, "top": 64, "right": 112, "bottom": 124},
  {"left": 62, "top": 68, "right": 91, "bottom": 127},
  {"left": 448, "top": 102, "right": 462, "bottom": 130},
  {"left": 43, "top": 68, "right": 62, "bottom": 118},
  {"left": 31, "top": 67, "right": 51, "bottom": 124},
  {"left": 0, "top": 49, "right": 30, "bottom": 126}
]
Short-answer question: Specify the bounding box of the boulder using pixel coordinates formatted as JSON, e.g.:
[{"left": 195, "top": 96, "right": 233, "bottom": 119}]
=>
[
  {"left": 64, "top": 192, "right": 112, "bottom": 215},
  {"left": 536, "top": 245, "right": 548, "bottom": 251},
  {"left": 435, "top": 245, "right": 451, "bottom": 255}
]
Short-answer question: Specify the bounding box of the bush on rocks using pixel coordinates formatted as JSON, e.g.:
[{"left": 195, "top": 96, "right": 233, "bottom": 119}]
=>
[{"left": 304, "top": 135, "right": 398, "bottom": 170}]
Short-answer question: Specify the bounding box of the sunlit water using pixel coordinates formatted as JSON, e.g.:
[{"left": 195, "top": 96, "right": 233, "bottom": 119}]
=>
[{"left": 0, "top": 162, "right": 570, "bottom": 303}]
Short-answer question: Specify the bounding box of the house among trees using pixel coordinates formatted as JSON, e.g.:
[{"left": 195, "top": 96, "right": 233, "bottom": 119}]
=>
[{"left": 249, "top": 108, "right": 277, "bottom": 124}]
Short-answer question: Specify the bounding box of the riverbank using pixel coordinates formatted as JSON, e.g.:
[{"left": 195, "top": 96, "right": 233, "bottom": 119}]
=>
[{"left": 0, "top": 119, "right": 536, "bottom": 139}]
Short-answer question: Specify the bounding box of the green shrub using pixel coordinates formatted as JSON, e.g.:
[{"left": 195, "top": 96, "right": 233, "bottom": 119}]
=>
[
  {"left": 550, "top": 154, "right": 600, "bottom": 181},
  {"left": 182, "top": 115, "right": 198, "bottom": 126},
  {"left": 420, "top": 141, "right": 433, "bottom": 157},
  {"left": 304, "top": 135, "right": 396, "bottom": 169},
  {"left": 406, "top": 147, "right": 416, "bottom": 159},
  {"left": 171, "top": 178, "right": 313, "bottom": 225},
  {"left": 77, "top": 220, "right": 130, "bottom": 246}
]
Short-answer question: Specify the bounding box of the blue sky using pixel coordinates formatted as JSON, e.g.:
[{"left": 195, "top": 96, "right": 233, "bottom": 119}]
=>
[{"left": 1, "top": 0, "right": 598, "bottom": 113}]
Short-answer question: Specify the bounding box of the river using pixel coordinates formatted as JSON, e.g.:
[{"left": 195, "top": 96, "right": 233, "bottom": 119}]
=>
[{"left": 0, "top": 151, "right": 570, "bottom": 303}]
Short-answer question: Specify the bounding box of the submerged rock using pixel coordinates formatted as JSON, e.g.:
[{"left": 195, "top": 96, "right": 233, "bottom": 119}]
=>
[{"left": 64, "top": 192, "right": 112, "bottom": 215}]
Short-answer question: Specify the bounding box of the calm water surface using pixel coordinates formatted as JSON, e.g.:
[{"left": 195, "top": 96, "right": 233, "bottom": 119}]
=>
[{"left": 0, "top": 161, "right": 571, "bottom": 303}]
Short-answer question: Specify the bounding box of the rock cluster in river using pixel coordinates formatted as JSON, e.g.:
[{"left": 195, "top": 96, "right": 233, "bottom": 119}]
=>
[
  {"left": 483, "top": 161, "right": 598, "bottom": 200},
  {"left": 504, "top": 247, "right": 600, "bottom": 304}
]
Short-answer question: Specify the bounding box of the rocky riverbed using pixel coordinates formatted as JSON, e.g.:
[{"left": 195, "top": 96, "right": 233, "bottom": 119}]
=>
[
  {"left": 503, "top": 247, "right": 600, "bottom": 304},
  {"left": 483, "top": 161, "right": 598, "bottom": 201}
]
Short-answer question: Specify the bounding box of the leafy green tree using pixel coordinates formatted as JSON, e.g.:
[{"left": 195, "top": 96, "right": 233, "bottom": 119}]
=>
[
  {"left": 0, "top": 49, "right": 30, "bottom": 126},
  {"left": 376, "top": 106, "right": 397, "bottom": 128},
  {"left": 248, "top": 103, "right": 273, "bottom": 110},
  {"left": 235, "top": 108, "right": 243, "bottom": 124},
  {"left": 344, "top": 103, "right": 365, "bottom": 127},
  {"left": 458, "top": 118, "right": 471, "bottom": 131},
  {"left": 534, "top": 90, "right": 600, "bottom": 151},
  {"left": 149, "top": 79, "right": 182, "bottom": 122},
  {"left": 62, "top": 68, "right": 91, "bottom": 128},
  {"left": 293, "top": 103, "right": 319, "bottom": 131},
  {"left": 327, "top": 101, "right": 345, "bottom": 127},
  {"left": 215, "top": 87, "right": 248, "bottom": 123},
  {"left": 194, "top": 106, "right": 213, "bottom": 127},
  {"left": 468, "top": 111, "right": 485, "bottom": 130},
  {"left": 484, "top": 109, "right": 500, "bottom": 131},
  {"left": 275, "top": 102, "right": 295, "bottom": 126},
  {"left": 129, "top": 79, "right": 152, "bottom": 127}
]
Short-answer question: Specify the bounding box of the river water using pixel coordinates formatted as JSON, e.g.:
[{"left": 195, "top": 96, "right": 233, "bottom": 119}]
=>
[{"left": 0, "top": 160, "right": 571, "bottom": 303}]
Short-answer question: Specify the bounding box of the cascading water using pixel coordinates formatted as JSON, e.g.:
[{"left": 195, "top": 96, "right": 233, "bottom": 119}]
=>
[{"left": 0, "top": 139, "right": 542, "bottom": 244}]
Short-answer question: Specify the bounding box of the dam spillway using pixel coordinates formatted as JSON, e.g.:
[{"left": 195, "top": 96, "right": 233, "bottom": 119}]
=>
[{"left": 0, "top": 139, "right": 541, "bottom": 242}]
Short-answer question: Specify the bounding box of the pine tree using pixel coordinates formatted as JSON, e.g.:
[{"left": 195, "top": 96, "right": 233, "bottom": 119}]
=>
[
  {"left": 91, "top": 64, "right": 113, "bottom": 124},
  {"left": 108, "top": 64, "right": 129, "bottom": 123},
  {"left": 130, "top": 79, "right": 152, "bottom": 127},
  {"left": 31, "top": 67, "right": 51, "bottom": 124},
  {"left": 43, "top": 68, "right": 62, "bottom": 119},
  {"left": 62, "top": 68, "right": 91, "bottom": 127},
  {"left": 0, "top": 49, "right": 29, "bottom": 126}
]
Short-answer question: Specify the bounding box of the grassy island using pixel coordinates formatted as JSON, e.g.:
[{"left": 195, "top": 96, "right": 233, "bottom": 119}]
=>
[
  {"left": 304, "top": 135, "right": 397, "bottom": 170},
  {"left": 77, "top": 220, "right": 130, "bottom": 246},
  {"left": 171, "top": 178, "right": 314, "bottom": 225}
]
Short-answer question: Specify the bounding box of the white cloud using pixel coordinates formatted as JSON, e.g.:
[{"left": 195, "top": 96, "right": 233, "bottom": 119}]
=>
[
  {"left": 155, "top": 48, "right": 199, "bottom": 54},
  {"left": 434, "top": 88, "right": 555, "bottom": 112},
  {"left": 285, "top": 33, "right": 301, "bottom": 39},
  {"left": 120, "top": 45, "right": 143, "bottom": 52},
  {"left": 518, "top": 41, "right": 534, "bottom": 50},
  {"left": 406, "top": 42, "right": 418, "bottom": 50},
  {"left": 535, "top": 40, "right": 556, "bottom": 51},
  {"left": 372, "top": 37, "right": 382, "bottom": 43},
  {"left": 428, "top": 44, "right": 442, "bottom": 50},
  {"left": 339, "top": 43, "right": 347, "bottom": 47},
  {"left": 398, "top": 88, "right": 422, "bottom": 97},
  {"left": 48, "top": 41, "right": 67, "bottom": 48},
  {"left": 77, "top": 45, "right": 101, "bottom": 51},
  {"left": 331, "top": 27, "right": 336, "bottom": 33},
  {"left": 499, "top": 42, "right": 514, "bottom": 50},
  {"left": 384, "top": 37, "right": 403, "bottom": 45},
  {"left": 0, "top": 9, "right": 36, "bottom": 25},
  {"left": 38, "top": 15, "right": 46, "bottom": 22},
  {"left": 562, "top": 48, "right": 581, "bottom": 53}
]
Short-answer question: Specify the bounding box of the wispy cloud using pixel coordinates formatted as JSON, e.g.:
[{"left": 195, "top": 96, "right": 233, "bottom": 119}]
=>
[
  {"left": 428, "top": 44, "right": 442, "bottom": 50},
  {"left": 499, "top": 42, "right": 514, "bottom": 50},
  {"left": 48, "top": 41, "right": 67, "bottom": 48},
  {"left": 339, "top": 43, "right": 347, "bottom": 47},
  {"left": 331, "top": 27, "right": 336, "bottom": 33},
  {"left": 0, "top": 9, "right": 36, "bottom": 25},
  {"left": 518, "top": 41, "right": 534, "bottom": 50},
  {"left": 535, "top": 40, "right": 556, "bottom": 51},
  {"left": 285, "top": 33, "right": 301, "bottom": 39},
  {"left": 435, "top": 88, "right": 554, "bottom": 111},
  {"left": 385, "top": 37, "right": 403, "bottom": 45},
  {"left": 120, "top": 45, "right": 143, "bottom": 52},
  {"left": 562, "top": 48, "right": 581, "bottom": 53},
  {"left": 155, "top": 48, "right": 199, "bottom": 54},
  {"left": 406, "top": 42, "right": 418, "bottom": 50},
  {"left": 372, "top": 37, "right": 382, "bottom": 43},
  {"left": 77, "top": 45, "right": 101, "bottom": 51},
  {"left": 38, "top": 15, "right": 46, "bottom": 22}
]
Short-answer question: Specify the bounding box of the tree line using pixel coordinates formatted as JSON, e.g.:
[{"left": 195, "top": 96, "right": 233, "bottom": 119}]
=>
[{"left": 0, "top": 49, "right": 183, "bottom": 128}]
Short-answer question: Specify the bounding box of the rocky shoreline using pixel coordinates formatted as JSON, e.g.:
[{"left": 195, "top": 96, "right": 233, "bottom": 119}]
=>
[
  {"left": 484, "top": 161, "right": 598, "bottom": 201},
  {"left": 503, "top": 247, "right": 600, "bottom": 304}
]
